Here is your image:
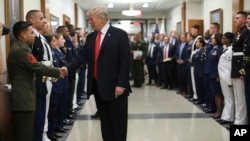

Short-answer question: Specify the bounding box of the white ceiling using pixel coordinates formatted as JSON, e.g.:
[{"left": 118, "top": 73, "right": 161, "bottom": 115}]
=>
[{"left": 74, "top": 0, "right": 202, "bottom": 19}]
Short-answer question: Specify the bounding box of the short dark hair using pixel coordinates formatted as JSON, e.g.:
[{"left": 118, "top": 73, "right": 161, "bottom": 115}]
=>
[
  {"left": 56, "top": 26, "right": 67, "bottom": 33},
  {"left": 237, "top": 11, "right": 247, "bottom": 18},
  {"left": 186, "top": 32, "right": 195, "bottom": 38},
  {"left": 13, "top": 21, "right": 32, "bottom": 39},
  {"left": 223, "top": 32, "right": 234, "bottom": 42},
  {"left": 211, "top": 22, "right": 220, "bottom": 31},
  {"left": 26, "top": 10, "right": 41, "bottom": 23},
  {"left": 197, "top": 37, "right": 206, "bottom": 46},
  {"left": 191, "top": 25, "right": 200, "bottom": 31}
]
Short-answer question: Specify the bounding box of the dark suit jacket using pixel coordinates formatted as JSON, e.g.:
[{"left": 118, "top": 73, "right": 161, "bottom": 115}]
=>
[
  {"left": 156, "top": 42, "right": 164, "bottom": 63},
  {"left": 68, "top": 25, "right": 132, "bottom": 101},
  {"left": 146, "top": 43, "right": 158, "bottom": 63},
  {"left": 175, "top": 42, "right": 188, "bottom": 61},
  {"left": 162, "top": 44, "right": 176, "bottom": 62}
]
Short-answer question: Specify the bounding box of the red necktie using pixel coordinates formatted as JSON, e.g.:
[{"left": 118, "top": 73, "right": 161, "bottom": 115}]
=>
[{"left": 94, "top": 31, "right": 101, "bottom": 79}]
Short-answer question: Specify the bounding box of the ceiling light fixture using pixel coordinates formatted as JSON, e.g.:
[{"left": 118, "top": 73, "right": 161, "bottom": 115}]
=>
[
  {"left": 142, "top": 3, "right": 148, "bottom": 8},
  {"left": 107, "top": 3, "right": 114, "bottom": 8},
  {"left": 122, "top": 3, "right": 141, "bottom": 16}
]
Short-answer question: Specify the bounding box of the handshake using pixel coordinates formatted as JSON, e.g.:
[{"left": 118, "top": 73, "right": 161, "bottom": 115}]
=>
[{"left": 59, "top": 67, "right": 68, "bottom": 78}]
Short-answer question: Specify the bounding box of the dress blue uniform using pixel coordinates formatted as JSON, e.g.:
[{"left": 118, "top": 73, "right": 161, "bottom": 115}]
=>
[
  {"left": 47, "top": 48, "right": 68, "bottom": 139},
  {"left": 192, "top": 48, "right": 204, "bottom": 103},
  {"left": 62, "top": 36, "right": 77, "bottom": 117},
  {"left": 201, "top": 39, "right": 215, "bottom": 112},
  {"left": 207, "top": 45, "right": 223, "bottom": 95},
  {"left": 32, "top": 30, "right": 53, "bottom": 141}
]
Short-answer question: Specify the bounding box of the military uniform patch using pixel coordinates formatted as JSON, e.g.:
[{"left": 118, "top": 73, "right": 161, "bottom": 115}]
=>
[{"left": 27, "top": 52, "right": 37, "bottom": 63}]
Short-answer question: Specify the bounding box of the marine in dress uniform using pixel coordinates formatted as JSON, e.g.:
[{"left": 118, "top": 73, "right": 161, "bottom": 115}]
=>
[
  {"left": 231, "top": 11, "right": 248, "bottom": 125},
  {"left": 7, "top": 21, "right": 62, "bottom": 141},
  {"left": 242, "top": 13, "right": 250, "bottom": 124}
]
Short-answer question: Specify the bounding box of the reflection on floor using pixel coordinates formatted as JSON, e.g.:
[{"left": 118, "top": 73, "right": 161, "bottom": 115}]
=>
[{"left": 60, "top": 85, "right": 229, "bottom": 141}]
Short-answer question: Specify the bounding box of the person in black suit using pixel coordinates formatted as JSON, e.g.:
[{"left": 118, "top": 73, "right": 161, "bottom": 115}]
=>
[
  {"left": 161, "top": 36, "right": 176, "bottom": 89},
  {"left": 175, "top": 34, "right": 188, "bottom": 94},
  {"left": 146, "top": 37, "right": 158, "bottom": 85},
  {"left": 67, "top": 6, "right": 131, "bottom": 141}
]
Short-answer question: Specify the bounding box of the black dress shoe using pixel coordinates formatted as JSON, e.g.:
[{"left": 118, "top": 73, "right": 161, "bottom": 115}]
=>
[
  {"left": 55, "top": 134, "right": 63, "bottom": 138},
  {"left": 190, "top": 98, "right": 198, "bottom": 102},
  {"left": 74, "top": 107, "right": 81, "bottom": 111},
  {"left": 219, "top": 120, "right": 234, "bottom": 124},
  {"left": 204, "top": 108, "right": 216, "bottom": 113},
  {"left": 184, "top": 95, "right": 192, "bottom": 98},
  {"left": 71, "top": 110, "right": 77, "bottom": 115},
  {"left": 91, "top": 111, "right": 99, "bottom": 119},
  {"left": 48, "top": 136, "right": 58, "bottom": 141},
  {"left": 63, "top": 119, "right": 74, "bottom": 125},
  {"left": 55, "top": 127, "right": 68, "bottom": 133},
  {"left": 194, "top": 100, "right": 201, "bottom": 105},
  {"left": 67, "top": 114, "right": 77, "bottom": 119},
  {"left": 77, "top": 102, "right": 84, "bottom": 106},
  {"left": 211, "top": 114, "right": 221, "bottom": 119},
  {"left": 200, "top": 103, "right": 208, "bottom": 108}
]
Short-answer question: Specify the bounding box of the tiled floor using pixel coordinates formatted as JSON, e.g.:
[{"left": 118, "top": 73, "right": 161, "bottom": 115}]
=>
[{"left": 61, "top": 85, "right": 229, "bottom": 141}]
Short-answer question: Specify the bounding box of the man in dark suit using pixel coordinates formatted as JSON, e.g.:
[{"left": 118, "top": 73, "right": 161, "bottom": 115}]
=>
[
  {"left": 155, "top": 34, "right": 165, "bottom": 87},
  {"left": 146, "top": 37, "right": 158, "bottom": 85},
  {"left": 161, "top": 36, "right": 176, "bottom": 89},
  {"left": 175, "top": 34, "right": 188, "bottom": 94},
  {"left": 67, "top": 6, "right": 131, "bottom": 141},
  {"left": 7, "top": 21, "right": 66, "bottom": 141}
]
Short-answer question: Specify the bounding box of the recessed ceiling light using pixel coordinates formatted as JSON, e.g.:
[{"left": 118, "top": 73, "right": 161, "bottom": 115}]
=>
[
  {"left": 142, "top": 3, "right": 148, "bottom": 8},
  {"left": 107, "top": 3, "right": 114, "bottom": 8}
]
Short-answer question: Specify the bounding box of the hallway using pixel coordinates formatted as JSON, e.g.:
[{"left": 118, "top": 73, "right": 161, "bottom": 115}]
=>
[{"left": 62, "top": 85, "right": 229, "bottom": 141}]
